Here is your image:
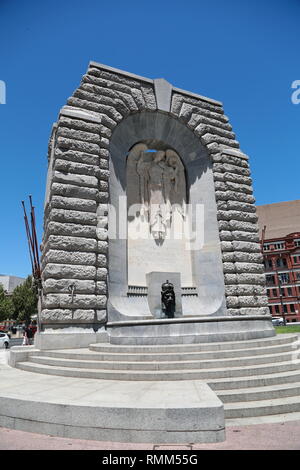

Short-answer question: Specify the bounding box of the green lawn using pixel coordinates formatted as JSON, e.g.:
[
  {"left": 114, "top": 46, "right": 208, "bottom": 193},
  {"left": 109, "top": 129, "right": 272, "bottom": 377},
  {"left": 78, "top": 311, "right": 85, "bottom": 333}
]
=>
[{"left": 275, "top": 325, "right": 300, "bottom": 334}]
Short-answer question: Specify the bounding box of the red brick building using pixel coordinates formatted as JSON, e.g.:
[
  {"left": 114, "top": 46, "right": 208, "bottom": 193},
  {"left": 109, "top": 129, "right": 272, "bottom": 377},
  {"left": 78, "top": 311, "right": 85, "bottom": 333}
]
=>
[
  {"left": 257, "top": 201, "right": 300, "bottom": 323},
  {"left": 262, "top": 233, "right": 300, "bottom": 322}
]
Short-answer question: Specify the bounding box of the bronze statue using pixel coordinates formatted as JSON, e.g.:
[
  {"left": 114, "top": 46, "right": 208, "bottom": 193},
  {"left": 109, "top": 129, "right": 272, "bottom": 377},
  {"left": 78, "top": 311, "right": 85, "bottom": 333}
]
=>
[{"left": 161, "top": 280, "right": 176, "bottom": 318}]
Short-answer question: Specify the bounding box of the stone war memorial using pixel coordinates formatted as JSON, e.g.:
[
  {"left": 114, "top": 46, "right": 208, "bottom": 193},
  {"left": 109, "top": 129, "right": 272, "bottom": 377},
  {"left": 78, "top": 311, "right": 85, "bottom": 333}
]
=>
[{"left": 7, "top": 62, "right": 300, "bottom": 444}]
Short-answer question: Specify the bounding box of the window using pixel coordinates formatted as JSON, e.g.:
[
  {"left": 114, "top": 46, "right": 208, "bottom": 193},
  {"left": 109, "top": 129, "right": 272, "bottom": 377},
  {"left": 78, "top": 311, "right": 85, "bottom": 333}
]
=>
[
  {"left": 268, "top": 259, "right": 273, "bottom": 268},
  {"left": 287, "top": 287, "right": 293, "bottom": 296},
  {"left": 266, "top": 274, "right": 275, "bottom": 285},
  {"left": 272, "top": 288, "right": 277, "bottom": 297},
  {"left": 276, "top": 257, "right": 287, "bottom": 267},
  {"left": 290, "top": 304, "right": 295, "bottom": 312},
  {"left": 274, "top": 242, "right": 285, "bottom": 250},
  {"left": 279, "top": 273, "right": 290, "bottom": 284},
  {"left": 275, "top": 305, "right": 280, "bottom": 313},
  {"left": 295, "top": 240, "right": 300, "bottom": 247},
  {"left": 283, "top": 304, "right": 288, "bottom": 313}
]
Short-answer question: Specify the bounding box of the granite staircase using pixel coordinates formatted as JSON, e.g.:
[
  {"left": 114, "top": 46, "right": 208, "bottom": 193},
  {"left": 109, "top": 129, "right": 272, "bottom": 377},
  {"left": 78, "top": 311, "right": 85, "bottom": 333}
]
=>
[{"left": 15, "top": 333, "right": 300, "bottom": 424}]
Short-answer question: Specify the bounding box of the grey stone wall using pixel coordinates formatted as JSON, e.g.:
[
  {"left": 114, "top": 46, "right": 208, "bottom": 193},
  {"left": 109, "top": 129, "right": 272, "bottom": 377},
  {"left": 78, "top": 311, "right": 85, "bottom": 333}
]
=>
[{"left": 41, "top": 62, "right": 268, "bottom": 327}]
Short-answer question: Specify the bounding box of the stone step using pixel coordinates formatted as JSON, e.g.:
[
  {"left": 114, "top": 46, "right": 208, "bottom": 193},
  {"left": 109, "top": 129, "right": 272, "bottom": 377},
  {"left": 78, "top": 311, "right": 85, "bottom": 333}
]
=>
[
  {"left": 106, "top": 332, "right": 284, "bottom": 345},
  {"left": 16, "top": 358, "right": 300, "bottom": 381},
  {"left": 217, "top": 382, "right": 300, "bottom": 403},
  {"left": 28, "top": 350, "right": 300, "bottom": 371},
  {"left": 89, "top": 334, "right": 298, "bottom": 353},
  {"left": 41, "top": 341, "right": 298, "bottom": 362},
  {"left": 226, "top": 410, "right": 300, "bottom": 426},
  {"left": 209, "top": 368, "right": 300, "bottom": 390},
  {"left": 224, "top": 395, "right": 300, "bottom": 419}
]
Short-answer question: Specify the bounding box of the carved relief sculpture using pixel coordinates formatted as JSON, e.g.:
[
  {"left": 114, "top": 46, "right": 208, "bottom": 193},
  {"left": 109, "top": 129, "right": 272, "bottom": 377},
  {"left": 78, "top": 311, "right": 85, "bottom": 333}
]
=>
[{"left": 131, "top": 144, "right": 186, "bottom": 239}]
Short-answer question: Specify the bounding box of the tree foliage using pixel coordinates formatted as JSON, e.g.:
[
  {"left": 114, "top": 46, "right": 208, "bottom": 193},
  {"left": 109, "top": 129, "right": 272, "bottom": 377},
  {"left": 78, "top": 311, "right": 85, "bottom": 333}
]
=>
[
  {"left": 0, "top": 283, "right": 14, "bottom": 322},
  {"left": 10, "top": 276, "right": 38, "bottom": 324}
]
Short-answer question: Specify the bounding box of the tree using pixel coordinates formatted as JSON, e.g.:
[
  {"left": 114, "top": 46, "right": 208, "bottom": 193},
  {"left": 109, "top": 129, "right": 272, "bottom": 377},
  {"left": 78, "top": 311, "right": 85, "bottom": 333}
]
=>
[
  {"left": 0, "top": 284, "right": 14, "bottom": 322},
  {"left": 11, "top": 276, "right": 38, "bottom": 324}
]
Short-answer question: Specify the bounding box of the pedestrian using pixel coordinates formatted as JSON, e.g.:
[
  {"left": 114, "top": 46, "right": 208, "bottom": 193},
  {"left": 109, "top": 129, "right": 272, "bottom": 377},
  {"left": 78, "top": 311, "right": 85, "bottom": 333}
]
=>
[
  {"left": 22, "top": 326, "right": 28, "bottom": 346},
  {"left": 26, "top": 325, "right": 34, "bottom": 345}
]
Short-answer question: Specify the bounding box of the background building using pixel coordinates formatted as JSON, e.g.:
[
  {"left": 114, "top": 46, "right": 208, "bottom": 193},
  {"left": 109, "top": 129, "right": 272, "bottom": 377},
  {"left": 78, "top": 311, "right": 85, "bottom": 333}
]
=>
[
  {"left": 0, "top": 275, "right": 25, "bottom": 295},
  {"left": 257, "top": 200, "right": 300, "bottom": 323}
]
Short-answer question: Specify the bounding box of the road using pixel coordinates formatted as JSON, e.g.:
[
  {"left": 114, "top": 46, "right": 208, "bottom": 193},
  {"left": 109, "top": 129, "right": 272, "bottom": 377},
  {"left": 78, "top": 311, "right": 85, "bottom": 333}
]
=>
[{"left": 8, "top": 338, "right": 23, "bottom": 347}]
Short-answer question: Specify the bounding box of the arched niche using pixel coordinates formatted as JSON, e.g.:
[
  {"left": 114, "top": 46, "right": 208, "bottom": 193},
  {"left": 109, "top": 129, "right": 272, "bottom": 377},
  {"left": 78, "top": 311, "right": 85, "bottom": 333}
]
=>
[{"left": 107, "top": 111, "right": 226, "bottom": 321}]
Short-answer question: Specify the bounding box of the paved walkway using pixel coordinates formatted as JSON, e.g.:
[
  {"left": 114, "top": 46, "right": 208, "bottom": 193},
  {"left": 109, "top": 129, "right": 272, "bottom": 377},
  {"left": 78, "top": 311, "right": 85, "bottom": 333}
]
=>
[{"left": 1, "top": 420, "right": 300, "bottom": 450}]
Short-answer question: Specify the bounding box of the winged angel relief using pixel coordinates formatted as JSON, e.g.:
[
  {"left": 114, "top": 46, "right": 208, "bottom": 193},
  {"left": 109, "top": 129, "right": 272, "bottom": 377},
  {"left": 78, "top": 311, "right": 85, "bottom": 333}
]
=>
[{"left": 128, "top": 143, "right": 186, "bottom": 240}]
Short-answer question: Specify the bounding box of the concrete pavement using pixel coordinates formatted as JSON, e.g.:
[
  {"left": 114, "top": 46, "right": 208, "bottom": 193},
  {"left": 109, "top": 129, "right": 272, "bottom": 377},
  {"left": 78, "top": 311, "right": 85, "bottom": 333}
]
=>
[{"left": 1, "top": 421, "right": 300, "bottom": 450}]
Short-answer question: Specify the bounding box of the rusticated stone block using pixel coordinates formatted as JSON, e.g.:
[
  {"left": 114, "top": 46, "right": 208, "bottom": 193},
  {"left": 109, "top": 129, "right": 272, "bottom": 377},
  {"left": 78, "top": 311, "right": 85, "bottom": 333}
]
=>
[
  {"left": 43, "top": 250, "right": 97, "bottom": 266},
  {"left": 231, "top": 231, "right": 259, "bottom": 242},
  {"left": 51, "top": 182, "right": 99, "bottom": 200},
  {"left": 96, "top": 281, "right": 107, "bottom": 294},
  {"left": 237, "top": 296, "right": 269, "bottom": 307},
  {"left": 221, "top": 153, "right": 249, "bottom": 167},
  {"left": 57, "top": 126, "right": 101, "bottom": 144},
  {"left": 223, "top": 173, "right": 252, "bottom": 186},
  {"left": 43, "top": 293, "right": 107, "bottom": 309},
  {"left": 50, "top": 196, "right": 97, "bottom": 213},
  {"left": 41, "top": 309, "right": 73, "bottom": 321},
  {"left": 55, "top": 159, "right": 100, "bottom": 178},
  {"left": 222, "top": 251, "right": 263, "bottom": 264},
  {"left": 220, "top": 241, "right": 233, "bottom": 252},
  {"left": 43, "top": 279, "right": 96, "bottom": 294},
  {"left": 96, "top": 268, "right": 108, "bottom": 280},
  {"left": 239, "top": 307, "right": 270, "bottom": 316},
  {"left": 225, "top": 284, "right": 266, "bottom": 296},
  {"left": 235, "top": 262, "right": 264, "bottom": 274},
  {"left": 237, "top": 273, "right": 266, "bottom": 285},
  {"left": 222, "top": 262, "right": 236, "bottom": 273},
  {"left": 215, "top": 190, "right": 256, "bottom": 204},
  {"left": 219, "top": 231, "right": 233, "bottom": 241},
  {"left": 229, "top": 221, "right": 258, "bottom": 233},
  {"left": 57, "top": 136, "right": 101, "bottom": 155},
  {"left": 224, "top": 274, "right": 238, "bottom": 284},
  {"left": 97, "top": 241, "right": 108, "bottom": 254},
  {"left": 58, "top": 116, "right": 101, "bottom": 134},
  {"left": 47, "top": 221, "right": 96, "bottom": 239},
  {"left": 46, "top": 235, "right": 97, "bottom": 253},
  {"left": 226, "top": 296, "right": 240, "bottom": 307},
  {"left": 96, "top": 228, "right": 108, "bottom": 241},
  {"left": 43, "top": 264, "right": 97, "bottom": 280},
  {"left": 53, "top": 170, "right": 98, "bottom": 188},
  {"left": 97, "top": 254, "right": 107, "bottom": 268},
  {"left": 55, "top": 148, "right": 100, "bottom": 166},
  {"left": 73, "top": 310, "right": 96, "bottom": 320},
  {"left": 232, "top": 241, "right": 261, "bottom": 253},
  {"left": 49, "top": 208, "right": 97, "bottom": 225}
]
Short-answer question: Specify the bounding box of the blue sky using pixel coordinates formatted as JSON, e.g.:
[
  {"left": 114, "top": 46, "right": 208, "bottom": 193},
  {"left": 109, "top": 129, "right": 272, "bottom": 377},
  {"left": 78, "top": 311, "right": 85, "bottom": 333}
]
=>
[{"left": 0, "top": 0, "right": 299, "bottom": 278}]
